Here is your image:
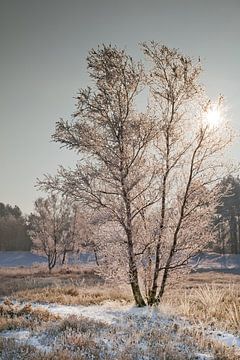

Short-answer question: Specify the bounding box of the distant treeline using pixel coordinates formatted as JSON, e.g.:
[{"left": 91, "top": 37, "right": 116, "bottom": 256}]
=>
[
  {"left": 214, "top": 176, "right": 240, "bottom": 254},
  {"left": 0, "top": 203, "right": 31, "bottom": 251}
]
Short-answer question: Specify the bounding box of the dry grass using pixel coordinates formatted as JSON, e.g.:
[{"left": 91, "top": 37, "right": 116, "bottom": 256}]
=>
[
  {"left": 179, "top": 326, "right": 240, "bottom": 360},
  {"left": 13, "top": 284, "right": 132, "bottom": 305},
  {"left": 0, "top": 314, "right": 210, "bottom": 359},
  {"left": 0, "top": 265, "right": 103, "bottom": 297},
  {"left": 164, "top": 283, "right": 240, "bottom": 334},
  {"left": 186, "top": 271, "right": 240, "bottom": 287},
  {"left": 1, "top": 312, "right": 239, "bottom": 360},
  {"left": 0, "top": 264, "right": 132, "bottom": 306},
  {"left": 0, "top": 300, "right": 59, "bottom": 332},
  {"left": 0, "top": 339, "right": 78, "bottom": 360},
  {"left": 1, "top": 265, "right": 240, "bottom": 358}
]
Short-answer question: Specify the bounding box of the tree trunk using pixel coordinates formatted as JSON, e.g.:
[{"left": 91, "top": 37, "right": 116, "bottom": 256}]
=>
[
  {"left": 93, "top": 248, "right": 99, "bottom": 266},
  {"left": 131, "top": 279, "right": 146, "bottom": 307},
  {"left": 155, "top": 137, "right": 201, "bottom": 303},
  {"left": 125, "top": 231, "right": 146, "bottom": 306},
  {"left": 48, "top": 252, "right": 57, "bottom": 273},
  {"left": 156, "top": 232, "right": 179, "bottom": 303},
  {"left": 120, "top": 163, "right": 146, "bottom": 307},
  {"left": 238, "top": 215, "right": 240, "bottom": 254},
  {"left": 230, "top": 209, "right": 237, "bottom": 254},
  {"left": 148, "top": 120, "right": 170, "bottom": 306},
  {"left": 126, "top": 227, "right": 146, "bottom": 306},
  {"left": 62, "top": 250, "right": 66, "bottom": 265}
]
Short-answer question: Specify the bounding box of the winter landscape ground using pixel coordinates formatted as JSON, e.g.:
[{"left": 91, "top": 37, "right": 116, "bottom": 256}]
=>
[{"left": 0, "top": 253, "right": 240, "bottom": 359}]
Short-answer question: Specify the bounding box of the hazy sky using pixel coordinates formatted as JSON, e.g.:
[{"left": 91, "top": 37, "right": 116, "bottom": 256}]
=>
[{"left": 1, "top": 0, "right": 239, "bottom": 214}]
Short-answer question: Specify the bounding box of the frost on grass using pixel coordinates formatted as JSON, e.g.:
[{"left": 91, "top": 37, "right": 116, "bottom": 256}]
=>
[{"left": 0, "top": 300, "right": 231, "bottom": 360}]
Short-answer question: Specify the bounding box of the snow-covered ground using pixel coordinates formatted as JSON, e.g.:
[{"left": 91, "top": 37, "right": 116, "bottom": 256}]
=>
[
  {"left": 1, "top": 329, "right": 52, "bottom": 353},
  {"left": 0, "top": 251, "right": 47, "bottom": 267},
  {"left": 0, "top": 251, "right": 94, "bottom": 267},
  {"left": 190, "top": 252, "right": 240, "bottom": 272},
  {"left": 31, "top": 301, "right": 240, "bottom": 350},
  {"left": 1, "top": 251, "right": 240, "bottom": 272},
  {"left": 1, "top": 300, "right": 240, "bottom": 359}
]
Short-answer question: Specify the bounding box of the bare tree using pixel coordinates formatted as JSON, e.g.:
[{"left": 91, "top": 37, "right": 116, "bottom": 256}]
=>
[
  {"left": 39, "top": 43, "right": 232, "bottom": 305},
  {"left": 29, "top": 195, "right": 78, "bottom": 271},
  {"left": 60, "top": 204, "right": 79, "bottom": 265},
  {"left": 76, "top": 210, "right": 107, "bottom": 266}
]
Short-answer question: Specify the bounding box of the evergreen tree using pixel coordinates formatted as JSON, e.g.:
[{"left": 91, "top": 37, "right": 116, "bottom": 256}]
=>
[
  {"left": 215, "top": 176, "right": 240, "bottom": 254},
  {"left": 0, "top": 203, "right": 31, "bottom": 251}
]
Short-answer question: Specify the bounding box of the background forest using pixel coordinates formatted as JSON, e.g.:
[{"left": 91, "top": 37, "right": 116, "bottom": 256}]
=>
[{"left": 0, "top": 203, "right": 31, "bottom": 251}]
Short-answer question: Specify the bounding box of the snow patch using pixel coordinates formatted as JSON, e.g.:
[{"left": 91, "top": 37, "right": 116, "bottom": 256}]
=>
[
  {"left": 210, "top": 330, "right": 240, "bottom": 348},
  {"left": 2, "top": 300, "right": 240, "bottom": 358},
  {"left": 0, "top": 329, "right": 51, "bottom": 353},
  {"left": 195, "top": 353, "right": 214, "bottom": 360}
]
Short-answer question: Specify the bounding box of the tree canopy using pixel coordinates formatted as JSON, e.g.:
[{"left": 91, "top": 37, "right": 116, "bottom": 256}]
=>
[
  {"left": 39, "top": 42, "right": 232, "bottom": 306},
  {"left": 0, "top": 202, "right": 31, "bottom": 251}
]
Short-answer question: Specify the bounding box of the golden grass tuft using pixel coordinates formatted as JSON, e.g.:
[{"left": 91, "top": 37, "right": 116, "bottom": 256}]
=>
[
  {"left": 164, "top": 283, "right": 240, "bottom": 333},
  {"left": 13, "top": 284, "right": 132, "bottom": 306}
]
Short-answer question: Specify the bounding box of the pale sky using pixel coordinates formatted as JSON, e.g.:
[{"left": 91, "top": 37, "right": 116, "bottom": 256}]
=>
[{"left": 0, "top": 0, "right": 239, "bottom": 214}]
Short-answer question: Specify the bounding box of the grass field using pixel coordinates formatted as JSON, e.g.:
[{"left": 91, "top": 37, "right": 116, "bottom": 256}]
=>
[{"left": 0, "top": 265, "right": 240, "bottom": 359}]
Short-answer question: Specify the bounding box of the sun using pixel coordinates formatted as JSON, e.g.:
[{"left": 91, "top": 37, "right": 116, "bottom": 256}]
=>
[{"left": 205, "top": 105, "right": 221, "bottom": 128}]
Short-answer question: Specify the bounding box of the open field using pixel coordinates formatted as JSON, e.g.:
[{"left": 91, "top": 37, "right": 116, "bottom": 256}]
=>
[
  {"left": 0, "top": 263, "right": 240, "bottom": 359},
  {"left": 0, "top": 265, "right": 105, "bottom": 299}
]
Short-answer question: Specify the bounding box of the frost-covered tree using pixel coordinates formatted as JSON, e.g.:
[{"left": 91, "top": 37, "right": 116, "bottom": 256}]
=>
[
  {"left": 75, "top": 210, "right": 107, "bottom": 266},
  {"left": 40, "top": 45, "right": 157, "bottom": 305},
  {"left": 29, "top": 195, "right": 78, "bottom": 271},
  {"left": 39, "top": 43, "right": 232, "bottom": 305},
  {"left": 141, "top": 42, "right": 232, "bottom": 304}
]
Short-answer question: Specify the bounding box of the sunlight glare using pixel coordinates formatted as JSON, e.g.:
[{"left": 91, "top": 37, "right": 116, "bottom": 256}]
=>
[{"left": 205, "top": 105, "right": 221, "bottom": 128}]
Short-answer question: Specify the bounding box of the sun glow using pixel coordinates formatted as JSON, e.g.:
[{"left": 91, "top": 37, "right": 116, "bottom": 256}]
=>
[{"left": 205, "top": 105, "right": 222, "bottom": 128}]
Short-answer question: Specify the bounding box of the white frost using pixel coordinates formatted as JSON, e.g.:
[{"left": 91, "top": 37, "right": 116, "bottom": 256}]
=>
[
  {"left": 2, "top": 300, "right": 240, "bottom": 358},
  {"left": 0, "top": 329, "right": 51, "bottom": 353}
]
